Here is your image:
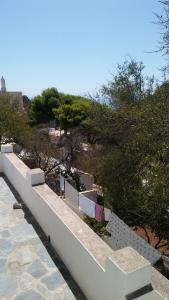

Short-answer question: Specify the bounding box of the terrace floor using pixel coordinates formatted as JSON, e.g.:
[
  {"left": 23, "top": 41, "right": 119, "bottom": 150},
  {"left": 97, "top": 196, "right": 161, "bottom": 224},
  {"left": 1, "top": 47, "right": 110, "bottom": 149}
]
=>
[{"left": 0, "top": 175, "right": 86, "bottom": 300}]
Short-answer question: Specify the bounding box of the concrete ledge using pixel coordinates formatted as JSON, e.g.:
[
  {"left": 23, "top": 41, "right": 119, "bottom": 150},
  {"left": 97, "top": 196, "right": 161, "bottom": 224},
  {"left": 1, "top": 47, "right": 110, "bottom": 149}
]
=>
[
  {"left": 26, "top": 168, "right": 45, "bottom": 186},
  {"left": 106, "top": 247, "right": 151, "bottom": 296},
  {"left": 152, "top": 268, "right": 169, "bottom": 300},
  {"left": 1, "top": 144, "right": 13, "bottom": 153}
]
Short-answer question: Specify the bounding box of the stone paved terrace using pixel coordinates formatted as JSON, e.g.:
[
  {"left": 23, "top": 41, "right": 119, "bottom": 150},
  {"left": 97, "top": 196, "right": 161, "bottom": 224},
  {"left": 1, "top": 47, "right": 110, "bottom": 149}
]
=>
[{"left": 0, "top": 175, "right": 86, "bottom": 300}]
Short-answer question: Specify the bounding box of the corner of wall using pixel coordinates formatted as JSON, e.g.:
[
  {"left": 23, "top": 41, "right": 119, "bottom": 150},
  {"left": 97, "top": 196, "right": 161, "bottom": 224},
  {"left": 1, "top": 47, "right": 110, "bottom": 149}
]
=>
[{"left": 105, "top": 247, "right": 152, "bottom": 299}]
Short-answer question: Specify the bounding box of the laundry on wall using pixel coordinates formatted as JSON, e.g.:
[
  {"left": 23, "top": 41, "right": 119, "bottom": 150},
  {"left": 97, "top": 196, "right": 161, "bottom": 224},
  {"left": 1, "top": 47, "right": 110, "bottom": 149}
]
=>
[
  {"left": 65, "top": 180, "right": 79, "bottom": 207},
  {"left": 95, "top": 203, "right": 104, "bottom": 222},
  {"left": 79, "top": 193, "right": 95, "bottom": 218}
]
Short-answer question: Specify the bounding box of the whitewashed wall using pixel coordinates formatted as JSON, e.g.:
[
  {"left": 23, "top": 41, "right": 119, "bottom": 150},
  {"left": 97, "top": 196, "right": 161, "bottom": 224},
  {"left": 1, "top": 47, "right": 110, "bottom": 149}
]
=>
[
  {"left": 80, "top": 190, "right": 97, "bottom": 202},
  {"left": 0, "top": 149, "right": 167, "bottom": 300},
  {"left": 77, "top": 170, "right": 94, "bottom": 190},
  {"left": 107, "top": 212, "right": 161, "bottom": 265},
  {"left": 65, "top": 180, "right": 79, "bottom": 207},
  {"left": 79, "top": 192, "right": 96, "bottom": 218}
]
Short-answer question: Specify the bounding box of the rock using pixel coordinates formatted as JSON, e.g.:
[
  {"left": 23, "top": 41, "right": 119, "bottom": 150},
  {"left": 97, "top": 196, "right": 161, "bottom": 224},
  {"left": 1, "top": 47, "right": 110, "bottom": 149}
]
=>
[
  {"left": 14, "top": 289, "right": 44, "bottom": 300},
  {"left": 41, "top": 271, "right": 65, "bottom": 290},
  {"left": 13, "top": 203, "right": 22, "bottom": 210},
  {"left": 27, "top": 259, "right": 47, "bottom": 278}
]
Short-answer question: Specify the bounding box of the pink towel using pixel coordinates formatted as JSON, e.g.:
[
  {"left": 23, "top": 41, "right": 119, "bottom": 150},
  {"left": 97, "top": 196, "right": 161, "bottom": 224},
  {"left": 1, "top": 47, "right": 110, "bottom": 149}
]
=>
[{"left": 95, "top": 203, "right": 104, "bottom": 222}]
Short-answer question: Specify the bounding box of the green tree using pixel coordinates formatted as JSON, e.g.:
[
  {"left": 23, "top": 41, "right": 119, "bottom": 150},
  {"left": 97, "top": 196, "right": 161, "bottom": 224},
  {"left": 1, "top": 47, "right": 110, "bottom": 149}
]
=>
[
  {"left": 102, "top": 58, "right": 155, "bottom": 107},
  {"left": 53, "top": 98, "right": 90, "bottom": 133},
  {"left": 156, "top": 1, "right": 169, "bottom": 72},
  {"left": 0, "top": 94, "right": 31, "bottom": 145},
  {"left": 31, "top": 88, "right": 91, "bottom": 127},
  {"left": 79, "top": 60, "right": 169, "bottom": 249},
  {"left": 31, "top": 88, "right": 60, "bottom": 124}
]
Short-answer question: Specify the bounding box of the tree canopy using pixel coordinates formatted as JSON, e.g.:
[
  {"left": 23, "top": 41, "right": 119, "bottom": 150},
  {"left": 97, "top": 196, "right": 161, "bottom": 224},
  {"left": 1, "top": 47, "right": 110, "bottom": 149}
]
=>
[
  {"left": 156, "top": 0, "right": 169, "bottom": 72},
  {"left": 1, "top": 58, "right": 169, "bottom": 252},
  {"left": 78, "top": 59, "right": 169, "bottom": 249},
  {"left": 101, "top": 58, "right": 155, "bottom": 107},
  {"left": 31, "top": 88, "right": 60, "bottom": 124},
  {"left": 0, "top": 94, "right": 31, "bottom": 145},
  {"left": 31, "top": 88, "right": 91, "bottom": 129},
  {"left": 53, "top": 98, "right": 90, "bottom": 133}
]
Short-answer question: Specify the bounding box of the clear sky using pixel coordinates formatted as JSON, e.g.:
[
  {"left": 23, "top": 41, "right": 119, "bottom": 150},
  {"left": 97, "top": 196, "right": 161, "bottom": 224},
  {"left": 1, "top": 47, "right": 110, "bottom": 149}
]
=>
[{"left": 0, "top": 0, "right": 165, "bottom": 98}]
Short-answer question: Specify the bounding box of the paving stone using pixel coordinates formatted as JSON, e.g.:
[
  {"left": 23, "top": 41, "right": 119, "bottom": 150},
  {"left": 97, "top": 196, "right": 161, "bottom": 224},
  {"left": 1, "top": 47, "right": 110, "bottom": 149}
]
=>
[
  {"left": 8, "top": 245, "right": 35, "bottom": 270},
  {"left": 51, "top": 289, "right": 65, "bottom": 300},
  {"left": 0, "top": 258, "right": 6, "bottom": 272},
  {"left": 14, "top": 289, "right": 44, "bottom": 300},
  {"left": 0, "top": 196, "right": 15, "bottom": 204},
  {"left": 0, "top": 176, "right": 84, "bottom": 299},
  {"left": 11, "top": 224, "right": 35, "bottom": 239},
  {"left": 0, "top": 274, "right": 18, "bottom": 297},
  {"left": 0, "top": 238, "right": 14, "bottom": 254},
  {"left": 18, "top": 273, "right": 35, "bottom": 291},
  {"left": 0, "top": 215, "right": 25, "bottom": 229},
  {"left": 8, "top": 260, "right": 24, "bottom": 275},
  {"left": 64, "top": 285, "right": 76, "bottom": 300},
  {"left": 27, "top": 259, "right": 48, "bottom": 278},
  {"left": 14, "top": 209, "right": 25, "bottom": 220},
  {"left": 36, "top": 246, "right": 56, "bottom": 268},
  {"left": 29, "top": 237, "right": 42, "bottom": 246},
  {"left": 41, "top": 271, "right": 65, "bottom": 290},
  {"left": 37, "top": 283, "right": 52, "bottom": 299},
  {"left": 0, "top": 230, "right": 11, "bottom": 238},
  {"left": 0, "top": 249, "right": 4, "bottom": 258}
]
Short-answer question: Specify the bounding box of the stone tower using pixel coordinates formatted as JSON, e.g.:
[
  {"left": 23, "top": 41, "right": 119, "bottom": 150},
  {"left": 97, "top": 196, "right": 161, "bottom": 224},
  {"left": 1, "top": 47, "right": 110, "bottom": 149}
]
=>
[{"left": 1, "top": 76, "right": 6, "bottom": 92}]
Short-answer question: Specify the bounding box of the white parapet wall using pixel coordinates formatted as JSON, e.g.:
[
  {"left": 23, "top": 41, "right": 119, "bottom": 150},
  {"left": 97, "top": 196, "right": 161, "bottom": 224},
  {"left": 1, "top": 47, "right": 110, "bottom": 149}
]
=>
[
  {"left": 1, "top": 143, "right": 14, "bottom": 153},
  {"left": 80, "top": 190, "right": 98, "bottom": 202},
  {"left": 78, "top": 170, "right": 94, "bottom": 190},
  {"left": 65, "top": 180, "right": 79, "bottom": 207},
  {"left": 0, "top": 144, "right": 14, "bottom": 172},
  {"left": 0, "top": 147, "right": 168, "bottom": 300}
]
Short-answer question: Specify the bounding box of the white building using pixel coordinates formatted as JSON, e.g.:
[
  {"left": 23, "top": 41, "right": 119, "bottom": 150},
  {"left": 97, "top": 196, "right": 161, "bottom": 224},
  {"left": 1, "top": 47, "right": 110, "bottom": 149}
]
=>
[{"left": 0, "top": 76, "right": 24, "bottom": 110}]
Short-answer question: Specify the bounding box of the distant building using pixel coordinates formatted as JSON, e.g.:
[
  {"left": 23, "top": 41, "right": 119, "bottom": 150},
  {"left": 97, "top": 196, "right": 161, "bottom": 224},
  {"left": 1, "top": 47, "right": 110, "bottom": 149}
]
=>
[
  {"left": 0, "top": 76, "right": 24, "bottom": 110},
  {"left": 1, "top": 76, "right": 6, "bottom": 92}
]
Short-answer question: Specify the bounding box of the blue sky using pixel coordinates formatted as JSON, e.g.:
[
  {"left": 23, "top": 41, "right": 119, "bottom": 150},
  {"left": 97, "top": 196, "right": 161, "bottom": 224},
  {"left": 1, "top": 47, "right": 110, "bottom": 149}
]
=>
[{"left": 0, "top": 0, "right": 165, "bottom": 98}]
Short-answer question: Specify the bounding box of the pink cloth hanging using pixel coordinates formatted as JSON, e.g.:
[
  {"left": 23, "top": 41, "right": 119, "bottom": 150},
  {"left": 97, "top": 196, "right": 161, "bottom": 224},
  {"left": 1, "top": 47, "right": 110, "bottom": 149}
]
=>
[{"left": 95, "top": 203, "right": 104, "bottom": 222}]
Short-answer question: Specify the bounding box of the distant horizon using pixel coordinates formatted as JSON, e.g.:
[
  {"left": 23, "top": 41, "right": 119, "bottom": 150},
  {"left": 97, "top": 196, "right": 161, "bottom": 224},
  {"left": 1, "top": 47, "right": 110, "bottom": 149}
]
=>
[{"left": 0, "top": 0, "right": 166, "bottom": 98}]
